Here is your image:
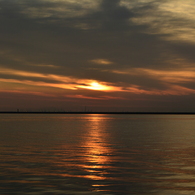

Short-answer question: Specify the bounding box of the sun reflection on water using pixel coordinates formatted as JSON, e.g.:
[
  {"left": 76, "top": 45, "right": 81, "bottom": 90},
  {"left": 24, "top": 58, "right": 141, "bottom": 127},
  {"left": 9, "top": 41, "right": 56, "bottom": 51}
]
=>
[{"left": 80, "top": 115, "right": 113, "bottom": 181}]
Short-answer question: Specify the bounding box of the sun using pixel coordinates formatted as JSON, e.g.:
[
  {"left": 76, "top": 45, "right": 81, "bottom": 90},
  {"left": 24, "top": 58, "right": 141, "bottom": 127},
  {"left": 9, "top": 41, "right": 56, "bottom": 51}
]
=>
[
  {"left": 78, "top": 81, "right": 113, "bottom": 91},
  {"left": 86, "top": 81, "right": 112, "bottom": 91},
  {"left": 89, "top": 82, "right": 108, "bottom": 90}
]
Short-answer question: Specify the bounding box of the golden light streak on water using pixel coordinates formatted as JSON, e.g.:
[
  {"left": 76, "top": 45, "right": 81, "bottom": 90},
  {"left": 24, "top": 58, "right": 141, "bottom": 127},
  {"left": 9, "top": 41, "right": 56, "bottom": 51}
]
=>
[{"left": 80, "top": 115, "right": 113, "bottom": 182}]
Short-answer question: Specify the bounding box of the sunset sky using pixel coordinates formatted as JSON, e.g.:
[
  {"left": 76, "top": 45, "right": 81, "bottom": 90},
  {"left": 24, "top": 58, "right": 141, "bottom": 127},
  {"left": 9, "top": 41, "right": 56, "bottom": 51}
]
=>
[{"left": 1, "top": 0, "right": 195, "bottom": 112}]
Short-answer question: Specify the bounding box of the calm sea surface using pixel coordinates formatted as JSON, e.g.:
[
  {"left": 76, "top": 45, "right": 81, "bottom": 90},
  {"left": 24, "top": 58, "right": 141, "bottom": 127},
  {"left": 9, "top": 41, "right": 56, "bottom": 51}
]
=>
[{"left": 1, "top": 114, "right": 195, "bottom": 195}]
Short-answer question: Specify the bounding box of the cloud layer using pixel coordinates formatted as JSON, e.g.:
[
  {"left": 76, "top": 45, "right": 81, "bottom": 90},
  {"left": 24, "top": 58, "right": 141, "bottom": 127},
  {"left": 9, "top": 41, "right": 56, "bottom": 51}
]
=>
[{"left": 0, "top": 0, "right": 195, "bottom": 111}]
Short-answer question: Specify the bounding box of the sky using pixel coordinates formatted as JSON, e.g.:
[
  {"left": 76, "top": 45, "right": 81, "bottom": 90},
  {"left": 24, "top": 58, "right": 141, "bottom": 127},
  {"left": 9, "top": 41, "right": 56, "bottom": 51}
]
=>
[{"left": 1, "top": 0, "right": 195, "bottom": 112}]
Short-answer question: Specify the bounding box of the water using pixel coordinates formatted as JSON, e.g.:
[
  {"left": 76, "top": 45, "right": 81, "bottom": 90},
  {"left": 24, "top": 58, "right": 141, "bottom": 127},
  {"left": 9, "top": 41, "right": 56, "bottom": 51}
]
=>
[{"left": 1, "top": 114, "right": 195, "bottom": 195}]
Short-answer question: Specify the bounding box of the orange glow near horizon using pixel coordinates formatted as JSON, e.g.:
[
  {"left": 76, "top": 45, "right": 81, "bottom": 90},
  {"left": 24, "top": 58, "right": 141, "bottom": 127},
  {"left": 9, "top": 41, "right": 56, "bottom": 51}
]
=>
[
  {"left": 0, "top": 67, "right": 120, "bottom": 92},
  {"left": 1, "top": 66, "right": 195, "bottom": 97}
]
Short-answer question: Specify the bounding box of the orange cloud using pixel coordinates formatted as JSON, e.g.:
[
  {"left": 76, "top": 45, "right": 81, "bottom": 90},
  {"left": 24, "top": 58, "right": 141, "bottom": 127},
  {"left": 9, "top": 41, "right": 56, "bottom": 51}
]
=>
[
  {"left": 139, "top": 68, "right": 195, "bottom": 83},
  {"left": 0, "top": 67, "right": 125, "bottom": 92},
  {"left": 0, "top": 78, "right": 77, "bottom": 90},
  {"left": 126, "top": 84, "right": 195, "bottom": 96},
  {"left": 111, "top": 67, "right": 195, "bottom": 83},
  {"left": 0, "top": 67, "right": 121, "bottom": 91},
  {"left": 65, "top": 94, "right": 126, "bottom": 100},
  {"left": 0, "top": 68, "right": 122, "bottom": 92},
  {"left": 0, "top": 88, "right": 53, "bottom": 97},
  {"left": 161, "top": 85, "right": 195, "bottom": 95},
  {"left": 1, "top": 66, "right": 195, "bottom": 97},
  {"left": 0, "top": 67, "right": 74, "bottom": 82},
  {"left": 65, "top": 95, "right": 104, "bottom": 100}
]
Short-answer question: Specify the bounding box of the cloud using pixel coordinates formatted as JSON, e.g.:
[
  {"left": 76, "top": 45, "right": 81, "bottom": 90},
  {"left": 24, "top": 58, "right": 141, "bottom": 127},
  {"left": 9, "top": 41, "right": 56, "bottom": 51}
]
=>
[
  {"left": 0, "top": 67, "right": 124, "bottom": 92},
  {"left": 103, "top": 67, "right": 195, "bottom": 95},
  {"left": 11, "top": 0, "right": 100, "bottom": 19},
  {"left": 0, "top": 88, "right": 53, "bottom": 97},
  {"left": 90, "top": 59, "right": 113, "bottom": 65},
  {"left": 138, "top": 68, "right": 195, "bottom": 83},
  {"left": 1, "top": 66, "right": 195, "bottom": 97},
  {"left": 0, "top": 0, "right": 175, "bottom": 73},
  {"left": 111, "top": 67, "right": 195, "bottom": 83},
  {"left": 34, "top": 64, "right": 59, "bottom": 68},
  {"left": 130, "top": 0, "right": 195, "bottom": 43},
  {"left": 0, "top": 0, "right": 195, "bottom": 111},
  {"left": 65, "top": 94, "right": 127, "bottom": 100},
  {"left": 0, "top": 67, "right": 74, "bottom": 82}
]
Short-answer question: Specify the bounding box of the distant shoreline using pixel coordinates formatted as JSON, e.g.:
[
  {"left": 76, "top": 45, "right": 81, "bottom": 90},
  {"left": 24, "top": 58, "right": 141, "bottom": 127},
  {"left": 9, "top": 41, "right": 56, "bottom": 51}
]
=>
[{"left": 0, "top": 111, "right": 195, "bottom": 115}]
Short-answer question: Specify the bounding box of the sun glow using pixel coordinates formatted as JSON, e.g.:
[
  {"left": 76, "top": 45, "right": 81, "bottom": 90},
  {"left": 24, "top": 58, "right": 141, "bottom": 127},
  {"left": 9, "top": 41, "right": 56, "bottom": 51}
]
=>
[
  {"left": 78, "top": 81, "right": 114, "bottom": 91},
  {"left": 89, "top": 82, "right": 109, "bottom": 90}
]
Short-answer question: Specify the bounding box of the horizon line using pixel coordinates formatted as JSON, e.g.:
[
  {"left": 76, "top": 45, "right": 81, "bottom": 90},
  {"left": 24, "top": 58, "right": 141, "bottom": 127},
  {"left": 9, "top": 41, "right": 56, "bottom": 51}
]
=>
[{"left": 0, "top": 111, "right": 195, "bottom": 114}]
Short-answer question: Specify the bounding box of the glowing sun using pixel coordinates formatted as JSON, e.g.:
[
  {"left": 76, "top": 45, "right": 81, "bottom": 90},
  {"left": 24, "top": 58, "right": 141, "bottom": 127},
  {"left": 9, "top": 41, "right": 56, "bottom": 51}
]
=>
[
  {"left": 88, "top": 82, "right": 108, "bottom": 90},
  {"left": 78, "top": 81, "right": 113, "bottom": 91}
]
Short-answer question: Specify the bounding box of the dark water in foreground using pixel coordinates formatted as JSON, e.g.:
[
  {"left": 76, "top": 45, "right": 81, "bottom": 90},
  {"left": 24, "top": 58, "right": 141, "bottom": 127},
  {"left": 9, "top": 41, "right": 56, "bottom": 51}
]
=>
[{"left": 1, "top": 114, "right": 195, "bottom": 195}]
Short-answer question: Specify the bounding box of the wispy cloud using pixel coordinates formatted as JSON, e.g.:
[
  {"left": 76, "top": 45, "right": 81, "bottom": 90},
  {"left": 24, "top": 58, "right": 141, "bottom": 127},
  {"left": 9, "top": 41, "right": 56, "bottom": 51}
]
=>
[
  {"left": 131, "top": 0, "right": 195, "bottom": 43},
  {"left": 138, "top": 68, "right": 195, "bottom": 83},
  {"left": 89, "top": 59, "right": 113, "bottom": 65},
  {"left": 0, "top": 78, "right": 77, "bottom": 90},
  {"left": 111, "top": 67, "right": 195, "bottom": 83},
  {"left": 0, "top": 67, "right": 73, "bottom": 82},
  {"left": 0, "top": 67, "right": 122, "bottom": 92},
  {"left": 19, "top": 0, "right": 100, "bottom": 19},
  {"left": 0, "top": 88, "right": 53, "bottom": 97},
  {"left": 65, "top": 94, "right": 126, "bottom": 100},
  {"left": 1, "top": 66, "right": 195, "bottom": 97},
  {"left": 33, "top": 64, "right": 59, "bottom": 68}
]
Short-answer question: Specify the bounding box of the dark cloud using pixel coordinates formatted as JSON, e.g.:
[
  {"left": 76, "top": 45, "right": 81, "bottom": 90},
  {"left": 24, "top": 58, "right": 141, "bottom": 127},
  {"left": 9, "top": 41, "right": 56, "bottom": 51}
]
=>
[
  {"left": 100, "top": 0, "right": 134, "bottom": 30},
  {"left": 170, "top": 43, "right": 195, "bottom": 64},
  {"left": 0, "top": 0, "right": 173, "bottom": 73}
]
